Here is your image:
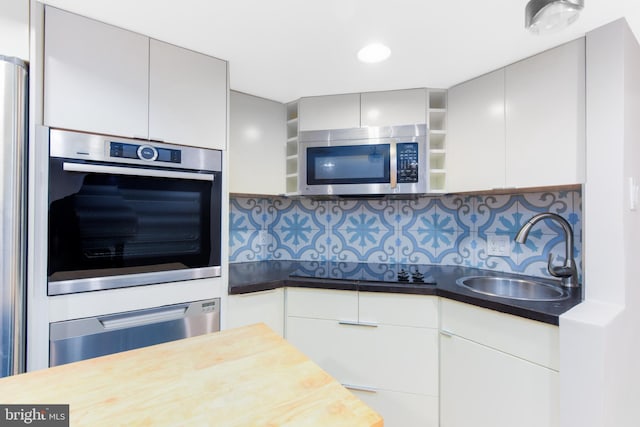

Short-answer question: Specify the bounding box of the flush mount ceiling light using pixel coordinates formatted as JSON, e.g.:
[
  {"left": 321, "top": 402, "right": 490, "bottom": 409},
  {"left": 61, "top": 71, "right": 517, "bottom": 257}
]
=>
[
  {"left": 525, "top": 0, "right": 584, "bottom": 35},
  {"left": 357, "top": 43, "right": 391, "bottom": 63}
]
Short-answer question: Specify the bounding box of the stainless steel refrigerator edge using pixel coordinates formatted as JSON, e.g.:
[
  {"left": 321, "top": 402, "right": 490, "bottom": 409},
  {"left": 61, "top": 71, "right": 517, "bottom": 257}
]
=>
[{"left": 0, "top": 55, "right": 28, "bottom": 378}]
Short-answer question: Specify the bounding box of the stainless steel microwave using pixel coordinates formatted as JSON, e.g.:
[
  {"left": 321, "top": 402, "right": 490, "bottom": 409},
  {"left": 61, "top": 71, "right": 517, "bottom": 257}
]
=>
[{"left": 298, "top": 124, "right": 428, "bottom": 196}]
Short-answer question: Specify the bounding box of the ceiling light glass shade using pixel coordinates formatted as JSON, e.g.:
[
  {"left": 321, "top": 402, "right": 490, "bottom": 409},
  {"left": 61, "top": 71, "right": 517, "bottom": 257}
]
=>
[
  {"left": 525, "top": 0, "right": 584, "bottom": 35},
  {"left": 357, "top": 43, "right": 391, "bottom": 63}
]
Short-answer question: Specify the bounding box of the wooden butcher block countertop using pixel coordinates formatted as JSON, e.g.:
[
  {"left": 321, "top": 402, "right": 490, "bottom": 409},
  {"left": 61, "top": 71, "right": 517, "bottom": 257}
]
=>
[{"left": 0, "top": 323, "right": 383, "bottom": 426}]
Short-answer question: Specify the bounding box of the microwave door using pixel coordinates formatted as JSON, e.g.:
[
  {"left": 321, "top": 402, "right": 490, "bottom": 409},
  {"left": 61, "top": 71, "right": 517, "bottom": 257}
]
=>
[
  {"left": 299, "top": 124, "right": 428, "bottom": 196},
  {"left": 304, "top": 142, "right": 393, "bottom": 195}
]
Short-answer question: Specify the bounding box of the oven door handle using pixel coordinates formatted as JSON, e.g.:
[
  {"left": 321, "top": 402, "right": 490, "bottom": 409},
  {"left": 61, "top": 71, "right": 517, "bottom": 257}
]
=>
[{"left": 62, "top": 162, "right": 215, "bottom": 181}]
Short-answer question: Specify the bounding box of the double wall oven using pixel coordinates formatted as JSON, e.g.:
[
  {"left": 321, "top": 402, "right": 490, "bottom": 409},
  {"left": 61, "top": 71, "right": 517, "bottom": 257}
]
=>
[{"left": 44, "top": 128, "right": 222, "bottom": 296}]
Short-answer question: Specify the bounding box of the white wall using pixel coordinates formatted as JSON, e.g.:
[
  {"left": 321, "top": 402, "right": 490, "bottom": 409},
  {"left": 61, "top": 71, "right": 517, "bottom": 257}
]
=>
[
  {"left": 0, "top": 0, "right": 29, "bottom": 60},
  {"left": 560, "top": 18, "right": 640, "bottom": 427}
]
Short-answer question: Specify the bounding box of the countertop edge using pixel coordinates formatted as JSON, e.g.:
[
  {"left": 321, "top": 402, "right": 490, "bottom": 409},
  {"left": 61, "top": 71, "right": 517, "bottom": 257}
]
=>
[
  {"left": 230, "top": 279, "right": 563, "bottom": 325},
  {"left": 229, "top": 262, "right": 582, "bottom": 326}
]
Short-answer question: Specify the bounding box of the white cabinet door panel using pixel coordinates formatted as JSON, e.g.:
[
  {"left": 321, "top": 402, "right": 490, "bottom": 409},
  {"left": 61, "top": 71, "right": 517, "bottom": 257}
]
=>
[
  {"left": 44, "top": 7, "right": 149, "bottom": 138},
  {"left": 285, "top": 288, "right": 357, "bottom": 321},
  {"left": 229, "top": 91, "right": 286, "bottom": 194},
  {"left": 342, "top": 323, "right": 438, "bottom": 395},
  {"left": 358, "top": 292, "right": 438, "bottom": 328},
  {"left": 353, "top": 388, "right": 438, "bottom": 427},
  {"left": 447, "top": 69, "right": 505, "bottom": 192},
  {"left": 285, "top": 317, "right": 356, "bottom": 383},
  {"left": 441, "top": 299, "right": 559, "bottom": 370},
  {"left": 360, "top": 88, "right": 426, "bottom": 127},
  {"left": 505, "top": 38, "right": 585, "bottom": 188},
  {"left": 149, "top": 39, "right": 227, "bottom": 149},
  {"left": 287, "top": 317, "right": 438, "bottom": 396},
  {"left": 298, "top": 94, "right": 360, "bottom": 131},
  {"left": 440, "top": 333, "right": 559, "bottom": 427},
  {"left": 226, "top": 289, "right": 284, "bottom": 336}
]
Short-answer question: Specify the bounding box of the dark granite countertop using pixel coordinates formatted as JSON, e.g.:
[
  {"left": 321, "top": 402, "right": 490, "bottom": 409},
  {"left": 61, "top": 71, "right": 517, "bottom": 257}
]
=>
[{"left": 229, "top": 260, "right": 583, "bottom": 325}]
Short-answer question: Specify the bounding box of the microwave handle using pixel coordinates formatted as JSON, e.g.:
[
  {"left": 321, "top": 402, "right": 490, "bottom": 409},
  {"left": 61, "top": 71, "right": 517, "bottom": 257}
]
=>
[
  {"left": 62, "top": 162, "right": 214, "bottom": 181},
  {"left": 390, "top": 140, "right": 397, "bottom": 189}
]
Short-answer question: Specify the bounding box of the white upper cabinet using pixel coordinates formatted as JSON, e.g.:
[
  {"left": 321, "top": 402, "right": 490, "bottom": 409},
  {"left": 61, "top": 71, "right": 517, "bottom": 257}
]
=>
[
  {"left": 229, "top": 91, "right": 286, "bottom": 194},
  {"left": 44, "top": 6, "right": 149, "bottom": 138},
  {"left": 445, "top": 38, "right": 585, "bottom": 192},
  {"left": 447, "top": 69, "right": 506, "bottom": 193},
  {"left": 299, "top": 89, "right": 428, "bottom": 132},
  {"left": 44, "top": 7, "right": 228, "bottom": 150},
  {"left": 505, "top": 38, "right": 585, "bottom": 188},
  {"left": 360, "top": 88, "right": 427, "bottom": 127},
  {"left": 298, "top": 93, "right": 361, "bottom": 131},
  {"left": 149, "top": 40, "right": 227, "bottom": 149},
  {"left": 0, "top": 0, "right": 29, "bottom": 60}
]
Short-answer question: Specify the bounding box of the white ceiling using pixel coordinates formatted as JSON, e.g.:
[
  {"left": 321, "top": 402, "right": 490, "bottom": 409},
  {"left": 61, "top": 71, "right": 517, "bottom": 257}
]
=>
[{"left": 42, "top": 0, "right": 640, "bottom": 103}]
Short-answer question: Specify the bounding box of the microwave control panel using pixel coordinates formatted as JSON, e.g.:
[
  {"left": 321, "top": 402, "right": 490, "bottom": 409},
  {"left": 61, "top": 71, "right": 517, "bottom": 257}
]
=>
[{"left": 397, "top": 143, "right": 419, "bottom": 183}]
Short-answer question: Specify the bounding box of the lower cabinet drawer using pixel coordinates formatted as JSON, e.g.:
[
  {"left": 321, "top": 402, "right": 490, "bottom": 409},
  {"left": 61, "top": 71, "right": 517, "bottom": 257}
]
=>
[
  {"left": 349, "top": 388, "right": 438, "bottom": 427},
  {"left": 286, "top": 316, "right": 438, "bottom": 396}
]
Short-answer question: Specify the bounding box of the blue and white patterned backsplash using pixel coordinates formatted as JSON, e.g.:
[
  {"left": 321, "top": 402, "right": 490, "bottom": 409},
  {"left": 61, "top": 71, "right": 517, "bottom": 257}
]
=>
[{"left": 229, "top": 189, "right": 582, "bottom": 280}]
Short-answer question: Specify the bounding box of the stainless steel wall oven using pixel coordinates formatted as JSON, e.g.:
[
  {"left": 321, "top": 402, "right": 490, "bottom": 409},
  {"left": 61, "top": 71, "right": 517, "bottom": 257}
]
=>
[{"left": 45, "top": 128, "right": 222, "bottom": 295}]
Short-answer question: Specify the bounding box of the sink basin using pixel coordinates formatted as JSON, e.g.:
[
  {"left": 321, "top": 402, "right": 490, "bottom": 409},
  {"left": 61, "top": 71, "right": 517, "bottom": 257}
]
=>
[{"left": 456, "top": 276, "right": 568, "bottom": 301}]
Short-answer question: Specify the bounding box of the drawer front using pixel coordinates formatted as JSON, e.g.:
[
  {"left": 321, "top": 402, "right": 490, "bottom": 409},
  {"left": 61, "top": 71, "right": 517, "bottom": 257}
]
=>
[
  {"left": 286, "top": 288, "right": 357, "bottom": 321},
  {"left": 226, "top": 289, "right": 284, "bottom": 336},
  {"left": 350, "top": 388, "right": 439, "bottom": 427},
  {"left": 441, "top": 299, "right": 559, "bottom": 370},
  {"left": 358, "top": 292, "right": 438, "bottom": 328},
  {"left": 286, "top": 317, "right": 438, "bottom": 395}
]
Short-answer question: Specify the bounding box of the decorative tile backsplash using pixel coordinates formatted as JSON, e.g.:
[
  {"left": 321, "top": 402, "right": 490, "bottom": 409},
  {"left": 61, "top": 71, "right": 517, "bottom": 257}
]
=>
[{"left": 229, "top": 189, "right": 582, "bottom": 280}]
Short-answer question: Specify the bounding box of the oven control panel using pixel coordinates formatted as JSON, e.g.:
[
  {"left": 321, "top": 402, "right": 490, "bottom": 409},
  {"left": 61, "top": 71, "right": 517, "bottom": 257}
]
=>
[
  {"left": 110, "top": 142, "right": 182, "bottom": 164},
  {"left": 397, "top": 142, "right": 419, "bottom": 183}
]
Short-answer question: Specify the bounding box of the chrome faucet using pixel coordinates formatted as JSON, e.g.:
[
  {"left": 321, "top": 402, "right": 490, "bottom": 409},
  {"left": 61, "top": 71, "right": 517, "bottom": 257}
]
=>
[{"left": 515, "top": 212, "right": 579, "bottom": 288}]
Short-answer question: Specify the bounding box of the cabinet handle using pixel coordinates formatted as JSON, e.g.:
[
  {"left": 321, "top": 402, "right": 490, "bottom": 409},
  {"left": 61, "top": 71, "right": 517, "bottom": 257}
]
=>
[
  {"left": 342, "top": 384, "right": 378, "bottom": 394},
  {"left": 235, "top": 289, "right": 278, "bottom": 297},
  {"left": 338, "top": 320, "right": 379, "bottom": 328},
  {"left": 440, "top": 329, "right": 454, "bottom": 338}
]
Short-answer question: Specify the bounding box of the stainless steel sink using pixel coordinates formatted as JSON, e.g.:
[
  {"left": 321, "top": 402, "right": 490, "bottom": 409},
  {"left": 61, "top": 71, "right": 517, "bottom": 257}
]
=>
[{"left": 456, "top": 276, "right": 568, "bottom": 301}]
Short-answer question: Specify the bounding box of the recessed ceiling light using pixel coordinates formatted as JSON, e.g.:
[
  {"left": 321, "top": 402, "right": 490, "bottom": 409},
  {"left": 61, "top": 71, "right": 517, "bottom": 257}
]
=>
[
  {"left": 525, "top": 0, "right": 584, "bottom": 35},
  {"left": 357, "top": 43, "right": 391, "bottom": 63}
]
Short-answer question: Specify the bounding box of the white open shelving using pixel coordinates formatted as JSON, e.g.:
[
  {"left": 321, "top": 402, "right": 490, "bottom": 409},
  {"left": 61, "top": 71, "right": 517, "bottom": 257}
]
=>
[
  {"left": 427, "top": 89, "right": 447, "bottom": 192},
  {"left": 285, "top": 101, "right": 299, "bottom": 195}
]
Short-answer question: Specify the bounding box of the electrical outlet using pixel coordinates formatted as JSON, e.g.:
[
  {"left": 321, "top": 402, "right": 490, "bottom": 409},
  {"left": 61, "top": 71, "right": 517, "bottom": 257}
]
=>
[
  {"left": 487, "top": 235, "right": 511, "bottom": 257},
  {"left": 258, "top": 230, "right": 269, "bottom": 245}
]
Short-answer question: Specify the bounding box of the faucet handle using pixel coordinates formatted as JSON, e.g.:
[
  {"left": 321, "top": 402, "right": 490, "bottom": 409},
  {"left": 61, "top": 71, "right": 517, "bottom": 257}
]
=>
[{"left": 547, "top": 253, "right": 572, "bottom": 278}]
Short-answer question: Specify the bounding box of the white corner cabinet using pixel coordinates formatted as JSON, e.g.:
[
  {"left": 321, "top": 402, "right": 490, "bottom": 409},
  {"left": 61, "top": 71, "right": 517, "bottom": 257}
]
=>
[
  {"left": 447, "top": 37, "right": 585, "bottom": 192},
  {"left": 225, "top": 288, "right": 284, "bottom": 337},
  {"left": 229, "top": 91, "right": 286, "bottom": 195},
  {"left": 43, "top": 6, "right": 227, "bottom": 150},
  {"left": 285, "top": 288, "right": 439, "bottom": 427},
  {"left": 440, "top": 299, "right": 560, "bottom": 427}
]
